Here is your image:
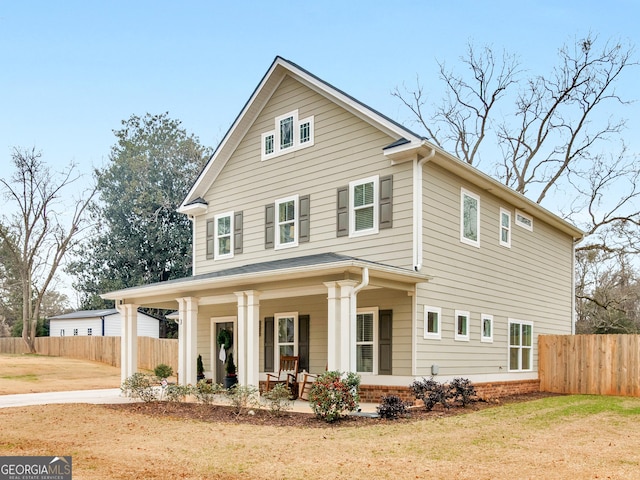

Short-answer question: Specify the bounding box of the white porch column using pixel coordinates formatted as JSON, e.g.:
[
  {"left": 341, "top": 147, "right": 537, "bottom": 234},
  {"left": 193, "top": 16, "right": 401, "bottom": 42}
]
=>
[
  {"left": 234, "top": 290, "right": 261, "bottom": 387},
  {"left": 337, "top": 280, "right": 357, "bottom": 372},
  {"left": 118, "top": 304, "right": 139, "bottom": 383},
  {"left": 324, "top": 282, "right": 340, "bottom": 371},
  {"left": 324, "top": 280, "right": 357, "bottom": 372},
  {"left": 176, "top": 297, "right": 199, "bottom": 386}
]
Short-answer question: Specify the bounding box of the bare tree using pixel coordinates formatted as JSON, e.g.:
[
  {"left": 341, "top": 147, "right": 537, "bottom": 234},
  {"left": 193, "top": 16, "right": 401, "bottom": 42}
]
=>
[
  {"left": 394, "top": 34, "right": 639, "bottom": 251},
  {"left": 0, "top": 148, "right": 95, "bottom": 352}
]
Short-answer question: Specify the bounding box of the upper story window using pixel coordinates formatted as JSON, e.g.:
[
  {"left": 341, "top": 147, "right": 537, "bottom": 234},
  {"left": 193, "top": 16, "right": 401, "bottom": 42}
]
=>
[
  {"left": 265, "top": 195, "right": 310, "bottom": 250},
  {"left": 336, "top": 175, "right": 393, "bottom": 238},
  {"left": 207, "top": 211, "right": 243, "bottom": 260},
  {"left": 500, "top": 208, "right": 511, "bottom": 248},
  {"left": 261, "top": 109, "right": 314, "bottom": 160},
  {"left": 460, "top": 188, "right": 480, "bottom": 248},
  {"left": 276, "top": 195, "right": 298, "bottom": 249},
  {"left": 352, "top": 177, "right": 377, "bottom": 235},
  {"left": 515, "top": 209, "right": 533, "bottom": 231},
  {"left": 215, "top": 212, "right": 234, "bottom": 259}
]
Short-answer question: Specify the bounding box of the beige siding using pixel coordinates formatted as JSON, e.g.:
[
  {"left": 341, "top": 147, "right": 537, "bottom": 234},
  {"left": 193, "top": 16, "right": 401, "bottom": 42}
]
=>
[
  {"left": 415, "top": 162, "right": 574, "bottom": 377},
  {"left": 193, "top": 75, "right": 414, "bottom": 274}
]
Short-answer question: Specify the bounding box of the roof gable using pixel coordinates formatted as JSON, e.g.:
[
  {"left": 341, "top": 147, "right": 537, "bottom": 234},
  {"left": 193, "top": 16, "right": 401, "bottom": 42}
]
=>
[{"left": 179, "top": 56, "right": 424, "bottom": 211}]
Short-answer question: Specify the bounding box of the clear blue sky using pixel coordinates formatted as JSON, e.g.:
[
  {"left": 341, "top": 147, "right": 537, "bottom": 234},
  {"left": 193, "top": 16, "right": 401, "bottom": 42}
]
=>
[
  {"left": 1, "top": 1, "right": 638, "bottom": 180},
  {"left": 1, "top": 1, "right": 638, "bottom": 304}
]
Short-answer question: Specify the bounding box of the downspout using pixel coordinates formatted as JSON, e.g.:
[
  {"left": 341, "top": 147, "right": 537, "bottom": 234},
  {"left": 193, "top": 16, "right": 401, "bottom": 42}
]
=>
[
  {"left": 190, "top": 215, "right": 197, "bottom": 276},
  {"left": 349, "top": 268, "right": 369, "bottom": 372},
  {"left": 413, "top": 147, "right": 436, "bottom": 271},
  {"left": 101, "top": 316, "right": 105, "bottom": 336}
]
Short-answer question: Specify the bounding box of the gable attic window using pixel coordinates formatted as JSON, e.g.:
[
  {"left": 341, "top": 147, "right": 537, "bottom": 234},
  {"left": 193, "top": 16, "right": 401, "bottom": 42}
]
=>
[
  {"left": 261, "top": 109, "right": 314, "bottom": 160},
  {"left": 515, "top": 209, "right": 533, "bottom": 231}
]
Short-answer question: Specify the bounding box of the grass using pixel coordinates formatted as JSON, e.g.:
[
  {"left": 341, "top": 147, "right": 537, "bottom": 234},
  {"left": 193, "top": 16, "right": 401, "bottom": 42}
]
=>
[{"left": 2, "top": 354, "right": 640, "bottom": 479}]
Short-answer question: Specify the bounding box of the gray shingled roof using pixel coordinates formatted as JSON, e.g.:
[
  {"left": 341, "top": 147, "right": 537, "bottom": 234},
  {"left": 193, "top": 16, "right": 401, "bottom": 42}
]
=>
[
  {"left": 48, "top": 309, "right": 118, "bottom": 320},
  {"left": 154, "top": 252, "right": 411, "bottom": 285}
]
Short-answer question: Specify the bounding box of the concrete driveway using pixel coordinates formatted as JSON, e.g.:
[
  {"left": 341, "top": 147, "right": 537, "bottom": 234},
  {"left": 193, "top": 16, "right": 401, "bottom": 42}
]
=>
[{"left": 0, "top": 389, "right": 137, "bottom": 408}]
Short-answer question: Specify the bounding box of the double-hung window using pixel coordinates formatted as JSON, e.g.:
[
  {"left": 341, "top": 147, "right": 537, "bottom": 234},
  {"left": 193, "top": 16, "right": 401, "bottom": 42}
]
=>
[
  {"left": 454, "top": 310, "right": 470, "bottom": 341},
  {"left": 499, "top": 208, "right": 511, "bottom": 248},
  {"left": 424, "top": 306, "right": 441, "bottom": 340},
  {"left": 207, "top": 211, "right": 242, "bottom": 260},
  {"left": 356, "top": 308, "right": 378, "bottom": 374},
  {"left": 509, "top": 319, "right": 533, "bottom": 371},
  {"left": 215, "top": 212, "right": 233, "bottom": 259},
  {"left": 460, "top": 188, "right": 480, "bottom": 247},
  {"left": 275, "top": 195, "right": 298, "bottom": 249},
  {"left": 276, "top": 312, "right": 298, "bottom": 357},
  {"left": 350, "top": 176, "right": 379, "bottom": 236}
]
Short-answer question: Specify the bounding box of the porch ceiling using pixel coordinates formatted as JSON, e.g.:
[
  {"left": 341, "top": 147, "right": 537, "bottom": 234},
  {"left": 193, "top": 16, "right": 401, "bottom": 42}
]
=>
[{"left": 100, "top": 253, "right": 430, "bottom": 309}]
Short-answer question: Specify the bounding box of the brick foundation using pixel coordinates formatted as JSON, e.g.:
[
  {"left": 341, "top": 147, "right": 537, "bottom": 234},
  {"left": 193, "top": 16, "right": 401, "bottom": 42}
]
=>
[{"left": 357, "top": 379, "right": 540, "bottom": 403}]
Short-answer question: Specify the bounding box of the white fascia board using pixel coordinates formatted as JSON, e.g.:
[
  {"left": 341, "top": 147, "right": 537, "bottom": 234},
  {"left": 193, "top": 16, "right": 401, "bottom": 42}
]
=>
[{"left": 100, "top": 259, "right": 430, "bottom": 302}]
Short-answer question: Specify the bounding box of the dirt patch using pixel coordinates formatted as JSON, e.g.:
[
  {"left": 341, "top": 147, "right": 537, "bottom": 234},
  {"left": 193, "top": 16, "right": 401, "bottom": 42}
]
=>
[{"left": 105, "top": 391, "right": 556, "bottom": 428}]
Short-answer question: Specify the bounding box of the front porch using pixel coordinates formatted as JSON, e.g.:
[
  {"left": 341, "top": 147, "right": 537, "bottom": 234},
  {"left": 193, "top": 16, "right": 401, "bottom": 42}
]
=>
[{"left": 104, "top": 253, "right": 429, "bottom": 390}]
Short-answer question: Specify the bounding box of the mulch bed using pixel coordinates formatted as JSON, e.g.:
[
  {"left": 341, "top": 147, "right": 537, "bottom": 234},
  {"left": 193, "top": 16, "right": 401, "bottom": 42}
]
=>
[{"left": 104, "top": 392, "right": 557, "bottom": 428}]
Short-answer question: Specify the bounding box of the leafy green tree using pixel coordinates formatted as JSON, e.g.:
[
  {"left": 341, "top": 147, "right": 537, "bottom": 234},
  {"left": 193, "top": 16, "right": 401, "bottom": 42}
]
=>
[{"left": 68, "top": 113, "right": 210, "bottom": 309}]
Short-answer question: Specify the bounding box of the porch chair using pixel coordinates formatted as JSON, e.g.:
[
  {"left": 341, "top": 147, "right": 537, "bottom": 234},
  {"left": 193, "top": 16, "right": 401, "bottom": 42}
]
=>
[
  {"left": 265, "top": 355, "right": 299, "bottom": 399},
  {"left": 297, "top": 372, "right": 317, "bottom": 401}
]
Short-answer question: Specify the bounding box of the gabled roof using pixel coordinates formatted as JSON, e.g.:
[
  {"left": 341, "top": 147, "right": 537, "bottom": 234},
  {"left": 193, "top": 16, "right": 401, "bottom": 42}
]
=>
[
  {"left": 180, "top": 56, "right": 583, "bottom": 240},
  {"left": 179, "top": 56, "right": 426, "bottom": 212}
]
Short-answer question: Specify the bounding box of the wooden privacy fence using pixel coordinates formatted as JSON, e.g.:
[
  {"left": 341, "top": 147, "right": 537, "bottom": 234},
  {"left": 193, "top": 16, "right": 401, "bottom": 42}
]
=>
[
  {"left": 0, "top": 336, "right": 178, "bottom": 373},
  {"left": 539, "top": 334, "right": 640, "bottom": 396}
]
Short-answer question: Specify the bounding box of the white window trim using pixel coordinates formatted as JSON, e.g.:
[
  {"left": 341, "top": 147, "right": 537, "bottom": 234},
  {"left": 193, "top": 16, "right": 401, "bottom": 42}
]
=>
[
  {"left": 261, "top": 109, "right": 314, "bottom": 161},
  {"left": 356, "top": 307, "right": 379, "bottom": 375},
  {"left": 454, "top": 310, "right": 470, "bottom": 342},
  {"left": 508, "top": 318, "right": 534, "bottom": 372},
  {"left": 349, "top": 175, "right": 379, "bottom": 238},
  {"left": 274, "top": 194, "right": 299, "bottom": 250},
  {"left": 275, "top": 312, "right": 298, "bottom": 365},
  {"left": 214, "top": 211, "right": 234, "bottom": 260},
  {"left": 424, "top": 306, "right": 442, "bottom": 340},
  {"left": 515, "top": 209, "right": 533, "bottom": 231},
  {"left": 499, "top": 208, "right": 511, "bottom": 248},
  {"left": 460, "top": 188, "right": 481, "bottom": 248},
  {"left": 481, "top": 314, "right": 493, "bottom": 343}
]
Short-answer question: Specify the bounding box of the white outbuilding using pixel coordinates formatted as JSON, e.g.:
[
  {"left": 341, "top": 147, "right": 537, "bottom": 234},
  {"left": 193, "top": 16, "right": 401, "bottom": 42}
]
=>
[{"left": 48, "top": 309, "right": 160, "bottom": 338}]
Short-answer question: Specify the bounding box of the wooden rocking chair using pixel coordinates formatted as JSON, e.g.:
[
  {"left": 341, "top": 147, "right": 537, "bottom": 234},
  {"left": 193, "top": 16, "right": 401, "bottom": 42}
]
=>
[{"left": 265, "top": 355, "right": 299, "bottom": 399}]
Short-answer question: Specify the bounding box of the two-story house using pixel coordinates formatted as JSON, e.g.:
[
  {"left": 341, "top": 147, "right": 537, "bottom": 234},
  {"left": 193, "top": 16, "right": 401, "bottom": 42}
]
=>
[{"left": 103, "top": 57, "right": 583, "bottom": 400}]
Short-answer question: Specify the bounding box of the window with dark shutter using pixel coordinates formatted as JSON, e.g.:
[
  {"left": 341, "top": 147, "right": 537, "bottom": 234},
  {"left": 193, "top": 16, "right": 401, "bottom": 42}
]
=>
[
  {"left": 379, "top": 175, "right": 393, "bottom": 229},
  {"left": 378, "top": 310, "right": 393, "bottom": 375},
  {"left": 336, "top": 186, "right": 349, "bottom": 237},
  {"left": 298, "top": 314, "right": 310, "bottom": 371},
  {"left": 206, "top": 219, "right": 215, "bottom": 259},
  {"left": 299, "top": 195, "right": 310, "bottom": 243},
  {"left": 264, "top": 317, "right": 274, "bottom": 372},
  {"left": 265, "top": 204, "right": 275, "bottom": 249},
  {"left": 234, "top": 211, "right": 243, "bottom": 254}
]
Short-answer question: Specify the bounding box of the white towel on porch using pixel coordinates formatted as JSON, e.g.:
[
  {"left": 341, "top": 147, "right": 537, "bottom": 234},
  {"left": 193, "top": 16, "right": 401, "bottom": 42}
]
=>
[{"left": 219, "top": 345, "right": 226, "bottom": 363}]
